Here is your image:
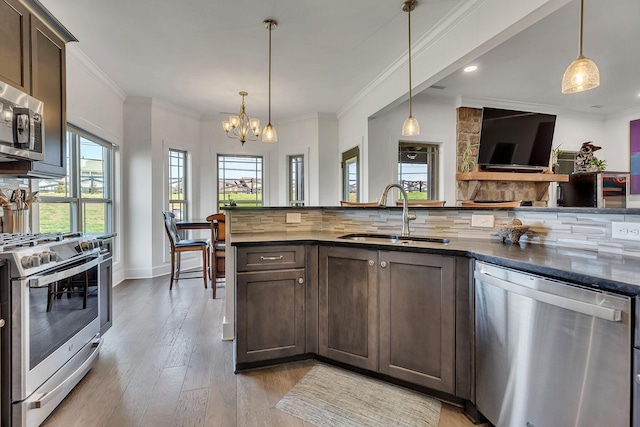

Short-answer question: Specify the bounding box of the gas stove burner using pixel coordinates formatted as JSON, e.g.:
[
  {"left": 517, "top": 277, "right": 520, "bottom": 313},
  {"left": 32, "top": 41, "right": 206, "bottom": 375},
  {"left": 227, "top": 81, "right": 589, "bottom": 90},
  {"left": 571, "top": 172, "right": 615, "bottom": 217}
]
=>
[{"left": 0, "top": 231, "right": 84, "bottom": 252}]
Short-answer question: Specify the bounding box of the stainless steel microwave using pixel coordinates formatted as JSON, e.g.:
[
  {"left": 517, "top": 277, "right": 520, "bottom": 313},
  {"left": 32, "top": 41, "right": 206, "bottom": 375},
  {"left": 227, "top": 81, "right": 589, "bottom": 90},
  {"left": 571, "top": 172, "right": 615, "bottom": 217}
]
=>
[{"left": 0, "top": 82, "right": 45, "bottom": 162}]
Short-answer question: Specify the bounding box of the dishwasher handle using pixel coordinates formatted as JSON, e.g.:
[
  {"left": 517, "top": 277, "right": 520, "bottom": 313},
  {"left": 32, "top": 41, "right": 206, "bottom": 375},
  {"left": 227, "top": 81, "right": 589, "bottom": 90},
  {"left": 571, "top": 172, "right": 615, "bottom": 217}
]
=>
[{"left": 474, "top": 270, "right": 622, "bottom": 322}]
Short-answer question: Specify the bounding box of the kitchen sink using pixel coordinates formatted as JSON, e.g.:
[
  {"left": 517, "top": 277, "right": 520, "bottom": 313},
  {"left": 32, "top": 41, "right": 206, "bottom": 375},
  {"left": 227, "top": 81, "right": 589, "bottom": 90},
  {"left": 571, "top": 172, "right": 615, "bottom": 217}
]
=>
[{"left": 338, "top": 233, "right": 449, "bottom": 244}]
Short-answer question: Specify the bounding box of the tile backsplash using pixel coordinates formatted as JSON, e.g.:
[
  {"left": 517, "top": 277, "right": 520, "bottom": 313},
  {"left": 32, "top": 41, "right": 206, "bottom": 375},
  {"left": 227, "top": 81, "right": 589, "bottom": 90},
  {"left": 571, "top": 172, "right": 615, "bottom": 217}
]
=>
[{"left": 228, "top": 208, "right": 640, "bottom": 258}]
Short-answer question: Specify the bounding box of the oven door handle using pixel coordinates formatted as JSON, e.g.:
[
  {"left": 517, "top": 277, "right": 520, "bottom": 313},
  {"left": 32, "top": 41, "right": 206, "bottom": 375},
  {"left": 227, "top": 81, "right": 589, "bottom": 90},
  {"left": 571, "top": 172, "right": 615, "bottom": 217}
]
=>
[
  {"left": 32, "top": 337, "right": 102, "bottom": 408},
  {"left": 29, "top": 256, "right": 101, "bottom": 288}
]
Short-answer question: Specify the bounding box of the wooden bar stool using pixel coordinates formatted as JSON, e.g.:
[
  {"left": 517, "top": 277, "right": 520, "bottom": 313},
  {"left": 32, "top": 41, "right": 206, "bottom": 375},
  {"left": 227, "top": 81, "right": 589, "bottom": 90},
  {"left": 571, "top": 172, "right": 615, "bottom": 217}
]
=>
[{"left": 206, "top": 213, "right": 225, "bottom": 299}]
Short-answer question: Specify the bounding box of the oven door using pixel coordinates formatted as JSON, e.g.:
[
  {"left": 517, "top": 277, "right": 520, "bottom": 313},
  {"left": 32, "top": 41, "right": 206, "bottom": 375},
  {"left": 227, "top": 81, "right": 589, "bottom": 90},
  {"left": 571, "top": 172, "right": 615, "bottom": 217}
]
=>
[{"left": 11, "top": 254, "right": 101, "bottom": 402}]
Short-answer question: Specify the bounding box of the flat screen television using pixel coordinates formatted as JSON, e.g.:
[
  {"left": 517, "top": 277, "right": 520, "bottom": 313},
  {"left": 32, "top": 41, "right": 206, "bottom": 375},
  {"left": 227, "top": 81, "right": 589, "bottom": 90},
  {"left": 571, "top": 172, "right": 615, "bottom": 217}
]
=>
[{"left": 477, "top": 107, "right": 557, "bottom": 172}]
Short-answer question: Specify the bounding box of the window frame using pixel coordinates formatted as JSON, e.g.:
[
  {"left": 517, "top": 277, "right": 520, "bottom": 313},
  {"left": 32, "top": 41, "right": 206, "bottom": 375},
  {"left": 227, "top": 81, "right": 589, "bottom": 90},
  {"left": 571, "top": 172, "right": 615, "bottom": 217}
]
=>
[
  {"left": 168, "top": 148, "right": 188, "bottom": 221},
  {"left": 38, "top": 125, "right": 114, "bottom": 234},
  {"left": 217, "top": 154, "right": 264, "bottom": 210},
  {"left": 397, "top": 142, "right": 439, "bottom": 201},
  {"left": 288, "top": 154, "right": 305, "bottom": 206},
  {"left": 342, "top": 146, "right": 360, "bottom": 202}
]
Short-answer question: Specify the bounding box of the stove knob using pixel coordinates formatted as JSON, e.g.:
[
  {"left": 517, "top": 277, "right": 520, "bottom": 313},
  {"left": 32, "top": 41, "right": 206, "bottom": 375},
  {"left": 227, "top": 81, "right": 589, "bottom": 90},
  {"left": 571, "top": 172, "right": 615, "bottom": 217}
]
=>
[
  {"left": 49, "top": 252, "right": 59, "bottom": 262},
  {"left": 40, "top": 252, "right": 51, "bottom": 264},
  {"left": 21, "top": 256, "right": 32, "bottom": 268},
  {"left": 30, "top": 256, "right": 41, "bottom": 267}
]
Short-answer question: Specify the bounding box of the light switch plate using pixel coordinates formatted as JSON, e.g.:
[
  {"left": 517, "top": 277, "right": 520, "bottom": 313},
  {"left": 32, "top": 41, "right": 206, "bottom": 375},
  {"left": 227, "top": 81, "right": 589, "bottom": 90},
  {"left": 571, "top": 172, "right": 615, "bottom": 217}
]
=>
[
  {"left": 471, "top": 214, "right": 495, "bottom": 228},
  {"left": 612, "top": 221, "right": 640, "bottom": 241},
  {"left": 286, "top": 212, "right": 302, "bottom": 224}
]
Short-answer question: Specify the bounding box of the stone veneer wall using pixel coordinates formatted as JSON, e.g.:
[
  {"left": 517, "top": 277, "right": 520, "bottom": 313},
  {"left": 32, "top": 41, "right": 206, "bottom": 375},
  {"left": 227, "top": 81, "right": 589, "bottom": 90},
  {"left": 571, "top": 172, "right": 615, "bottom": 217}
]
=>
[
  {"left": 456, "top": 107, "right": 550, "bottom": 206},
  {"left": 228, "top": 208, "right": 640, "bottom": 258}
]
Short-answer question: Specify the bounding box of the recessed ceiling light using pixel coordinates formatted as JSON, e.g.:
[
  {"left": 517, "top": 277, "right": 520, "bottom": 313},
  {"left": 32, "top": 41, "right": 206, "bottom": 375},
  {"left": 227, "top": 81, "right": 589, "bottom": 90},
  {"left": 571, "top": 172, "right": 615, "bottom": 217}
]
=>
[{"left": 463, "top": 65, "right": 478, "bottom": 73}]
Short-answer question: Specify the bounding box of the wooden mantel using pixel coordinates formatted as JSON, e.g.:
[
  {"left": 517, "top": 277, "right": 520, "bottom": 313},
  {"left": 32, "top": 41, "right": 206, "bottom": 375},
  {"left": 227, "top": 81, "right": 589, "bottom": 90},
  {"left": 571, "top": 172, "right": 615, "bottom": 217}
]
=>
[
  {"left": 456, "top": 172, "right": 569, "bottom": 203},
  {"left": 456, "top": 172, "right": 569, "bottom": 182}
]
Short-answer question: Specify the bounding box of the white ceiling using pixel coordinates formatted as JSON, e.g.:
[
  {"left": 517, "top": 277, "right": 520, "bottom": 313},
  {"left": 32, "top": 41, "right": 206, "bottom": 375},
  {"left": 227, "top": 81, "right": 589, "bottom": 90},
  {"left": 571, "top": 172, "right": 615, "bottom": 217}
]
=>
[
  {"left": 37, "top": 0, "right": 465, "bottom": 121},
  {"left": 422, "top": 0, "right": 640, "bottom": 116},
  {"left": 37, "top": 0, "right": 640, "bottom": 122}
]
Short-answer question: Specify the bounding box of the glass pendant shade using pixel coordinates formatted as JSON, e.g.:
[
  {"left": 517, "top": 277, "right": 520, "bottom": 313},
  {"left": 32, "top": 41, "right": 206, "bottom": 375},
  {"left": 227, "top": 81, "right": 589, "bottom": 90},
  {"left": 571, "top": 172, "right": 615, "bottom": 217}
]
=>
[
  {"left": 402, "top": 115, "right": 420, "bottom": 136},
  {"left": 229, "top": 115, "right": 239, "bottom": 127},
  {"left": 562, "top": 55, "right": 600, "bottom": 93},
  {"left": 262, "top": 123, "right": 278, "bottom": 143},
  {"left": 249, "top": 118, "right": 260, "bottom": 132},
  {"left": 222, "top": 121, "right": 231, "bottom": 132}
]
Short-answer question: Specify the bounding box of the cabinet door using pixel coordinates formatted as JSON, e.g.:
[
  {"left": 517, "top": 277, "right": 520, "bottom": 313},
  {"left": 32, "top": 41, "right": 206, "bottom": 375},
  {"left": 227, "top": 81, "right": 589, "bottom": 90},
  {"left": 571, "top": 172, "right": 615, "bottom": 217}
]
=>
[
  {"left": 318, "top": 246, "right": 378, "bottom": 371},
  {"left": 0, "top": 0, "right": 30, "bottom": 91},
  {"left": 378, "top": 251, "right": 455, "bottom": 393},
  {"left": 236, "top": 269, "right": 305, "bottom": 365},
  {"left": 99, "top": 255, "right": 113, "bottom": 335},
  {"left": 30, "top": 15, "right": 66, "bottom": 177}
]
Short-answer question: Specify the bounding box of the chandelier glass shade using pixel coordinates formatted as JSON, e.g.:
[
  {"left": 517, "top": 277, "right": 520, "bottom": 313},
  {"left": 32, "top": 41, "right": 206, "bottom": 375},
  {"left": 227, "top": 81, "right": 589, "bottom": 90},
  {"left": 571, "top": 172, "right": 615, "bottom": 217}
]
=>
[
  {"left": 401, "top": 0, "right": 420, "bottom": 136},
  {"left": 562, "top": 0, "right": 600, "bottom": 94},
  {"left": 222, "top": 92, "right": 260, "bottom": 145}
]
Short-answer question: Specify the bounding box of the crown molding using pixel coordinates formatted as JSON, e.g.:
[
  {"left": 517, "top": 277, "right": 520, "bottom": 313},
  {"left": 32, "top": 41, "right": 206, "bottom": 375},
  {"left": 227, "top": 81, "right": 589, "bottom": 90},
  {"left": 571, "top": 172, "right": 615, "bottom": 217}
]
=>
[
  {"left": 337, "top": 0, "right": 484, "bottom": 119},
  {"left": 67, "top": 44, "right": 127, "bottom": 100}
]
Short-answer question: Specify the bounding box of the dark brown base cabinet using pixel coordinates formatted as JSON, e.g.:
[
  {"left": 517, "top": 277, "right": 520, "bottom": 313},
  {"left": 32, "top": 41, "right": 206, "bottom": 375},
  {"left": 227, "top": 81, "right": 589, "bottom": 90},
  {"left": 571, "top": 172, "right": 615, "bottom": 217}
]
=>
[
  {"left": 378, "top": 251, "right": 455, "bottom": 394},
  {"left": 318, "top": 246, "right": 378, "bottom": 371},
  {"left": 319, "top": 246, "right": 456, "bottom": 394},
  {"left": 235, "top": 246, "right": 307, "bottom": 365}
]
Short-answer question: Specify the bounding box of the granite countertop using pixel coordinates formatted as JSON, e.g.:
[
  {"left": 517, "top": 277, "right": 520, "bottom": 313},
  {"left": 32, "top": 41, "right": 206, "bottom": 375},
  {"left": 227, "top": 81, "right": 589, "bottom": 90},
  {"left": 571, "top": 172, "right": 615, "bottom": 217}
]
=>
[{"left": 231, "top": 231, "right": 640, "bottom": 295}]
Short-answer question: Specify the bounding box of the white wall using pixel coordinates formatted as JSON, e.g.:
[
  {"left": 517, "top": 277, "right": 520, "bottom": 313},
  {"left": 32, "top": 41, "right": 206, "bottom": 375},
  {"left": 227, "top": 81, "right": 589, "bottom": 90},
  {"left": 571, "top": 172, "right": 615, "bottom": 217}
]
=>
[
  {"left": 367, "top": 97, "right": 457, "bottom": 203},
  {"left": 64, "top": 44, "right": 126, "bottom": 285},
  {"left": 338, "top": 0, "right": 570, "bottom": 200}
]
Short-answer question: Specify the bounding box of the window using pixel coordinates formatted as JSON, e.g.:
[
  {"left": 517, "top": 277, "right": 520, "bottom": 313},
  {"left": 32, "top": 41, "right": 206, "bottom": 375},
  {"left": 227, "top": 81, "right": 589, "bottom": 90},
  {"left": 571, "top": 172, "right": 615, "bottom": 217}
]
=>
[
  {"left": 397, "top": 143, "right": 439, "bottom": 200},
  {"left": 342, "top": 147, "right": 360, "bottom": 202},
  {"left": 217, "top": 155, "right": 263, "bottom": 209},
  {"left": 288, "top": 154, "right": 304, "bottom": 206},
  {"left": 168, "top": 149, "right": 188, "bottom": 221},
  {"left": 39, "top": 126, "right": 113, "bottom": 234}
]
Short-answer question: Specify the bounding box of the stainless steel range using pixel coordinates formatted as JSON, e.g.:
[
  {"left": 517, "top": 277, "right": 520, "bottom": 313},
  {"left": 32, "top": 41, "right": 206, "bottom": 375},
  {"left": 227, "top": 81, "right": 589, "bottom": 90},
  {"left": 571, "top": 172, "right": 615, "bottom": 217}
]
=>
[{"left": 0, "top": 232, "right": 103, "bottom": 427}]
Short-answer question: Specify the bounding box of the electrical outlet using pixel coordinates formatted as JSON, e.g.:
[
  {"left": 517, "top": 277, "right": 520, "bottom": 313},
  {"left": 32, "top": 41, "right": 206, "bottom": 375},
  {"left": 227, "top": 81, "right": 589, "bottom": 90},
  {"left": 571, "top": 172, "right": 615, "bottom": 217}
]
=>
[
  {"left": 286, "top": 212, "right": 302, "bottom": 224},
  {"left": 471, "top": 214, "right": 495, "bottom": 228},
  {"left": 611, "top": 221, "right": 640, "bottom": 241}
]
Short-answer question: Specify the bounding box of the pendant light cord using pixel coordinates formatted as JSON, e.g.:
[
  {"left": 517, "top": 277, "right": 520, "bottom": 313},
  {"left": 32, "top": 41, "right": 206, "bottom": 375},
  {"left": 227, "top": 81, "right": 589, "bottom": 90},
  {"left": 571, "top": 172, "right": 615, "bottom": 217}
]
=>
[
  {"left": 578, "top": 0, "right": 584, "bottom": 57},
  {"left": 268, "top": 23, "right": 272, "bottom": 124},
  {"left": 408, "top": 4, "right": 413, "bottom": 117}
]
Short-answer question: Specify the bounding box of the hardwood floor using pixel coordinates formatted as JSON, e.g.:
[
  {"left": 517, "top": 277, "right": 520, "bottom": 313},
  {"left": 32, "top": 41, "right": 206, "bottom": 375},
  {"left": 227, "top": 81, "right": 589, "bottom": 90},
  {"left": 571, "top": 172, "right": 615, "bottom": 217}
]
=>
[{"left": 42, "top": 276, "right": 485, "bottom": 427}]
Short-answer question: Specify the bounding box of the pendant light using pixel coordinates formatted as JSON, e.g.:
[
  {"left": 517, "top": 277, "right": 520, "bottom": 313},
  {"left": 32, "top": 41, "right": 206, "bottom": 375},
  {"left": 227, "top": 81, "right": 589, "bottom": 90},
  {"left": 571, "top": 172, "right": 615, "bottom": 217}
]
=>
[
  {"left": 562, "top": 0, "right": 599, "bottom": 94},
  {"left": 401, "top": 0, "right": 419, "bottom": 136},
  {"left": 262, "top": 19, "right": 278, "bottom": 143}
]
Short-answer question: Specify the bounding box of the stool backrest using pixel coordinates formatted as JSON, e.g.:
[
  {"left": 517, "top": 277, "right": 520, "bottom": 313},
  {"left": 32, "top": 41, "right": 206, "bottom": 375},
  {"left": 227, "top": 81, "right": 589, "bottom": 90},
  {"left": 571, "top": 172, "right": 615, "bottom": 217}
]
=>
[
  {"left": 206, "top": 213, "right": 226, "bottom": 243},
  {"left": 162, "top": 211, "right": 180, "bottom": 247}
]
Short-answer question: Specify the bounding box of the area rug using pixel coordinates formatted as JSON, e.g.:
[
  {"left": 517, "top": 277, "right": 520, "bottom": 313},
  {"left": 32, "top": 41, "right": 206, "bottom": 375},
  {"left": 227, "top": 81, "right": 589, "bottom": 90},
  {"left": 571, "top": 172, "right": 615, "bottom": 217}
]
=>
[{"left": 276, "top": 364, "right": 441, "bottom": 427}]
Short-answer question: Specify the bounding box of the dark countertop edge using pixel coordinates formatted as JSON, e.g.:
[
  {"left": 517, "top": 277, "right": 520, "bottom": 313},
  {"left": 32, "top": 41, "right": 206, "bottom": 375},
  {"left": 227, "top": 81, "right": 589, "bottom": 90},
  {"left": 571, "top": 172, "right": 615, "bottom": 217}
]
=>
[
  {"left": 231, "top": 237, "right": 640, "bottom": 295},
  {"left": 221, "top": 206, "right": 640, "bottom": 214}
]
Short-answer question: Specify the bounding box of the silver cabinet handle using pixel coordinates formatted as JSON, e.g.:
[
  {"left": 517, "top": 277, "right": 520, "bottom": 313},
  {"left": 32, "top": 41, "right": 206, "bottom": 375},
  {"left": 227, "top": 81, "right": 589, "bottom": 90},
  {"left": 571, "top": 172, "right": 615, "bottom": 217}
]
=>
[
  {"left": 298, "top": 277, "right": 304, "bottom": 284},
  {"left": 475, "top": 270, "right": 622, "bottom": 322},
  {"left": 380, "top": 261, "right": 388, "bottom": 268},
  {"left": 260, "top": 255, "right": 283, "bottom": 261},
  {"left": 0, "top": 319, "right": 4, "bottom": 328},
  {"left": 636, "top": 374, "right": 640, "bottom": 385},
  {"left": 368, "top": 260, "right": 375, "bottom": 267}
]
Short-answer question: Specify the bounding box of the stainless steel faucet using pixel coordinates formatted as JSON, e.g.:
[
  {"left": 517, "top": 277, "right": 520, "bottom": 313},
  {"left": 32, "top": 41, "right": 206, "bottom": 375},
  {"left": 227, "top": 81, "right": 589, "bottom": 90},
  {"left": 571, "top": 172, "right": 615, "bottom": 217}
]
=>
[{"left": 378, "top": 183, "right": 417, "bottom": 237}]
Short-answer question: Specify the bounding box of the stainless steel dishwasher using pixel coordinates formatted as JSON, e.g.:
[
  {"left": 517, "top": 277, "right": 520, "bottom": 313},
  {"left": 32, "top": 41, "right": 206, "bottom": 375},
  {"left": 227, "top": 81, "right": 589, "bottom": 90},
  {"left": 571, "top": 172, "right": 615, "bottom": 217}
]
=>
[{"left": 474, "top": 261, "right": 631, "bottom": 427}]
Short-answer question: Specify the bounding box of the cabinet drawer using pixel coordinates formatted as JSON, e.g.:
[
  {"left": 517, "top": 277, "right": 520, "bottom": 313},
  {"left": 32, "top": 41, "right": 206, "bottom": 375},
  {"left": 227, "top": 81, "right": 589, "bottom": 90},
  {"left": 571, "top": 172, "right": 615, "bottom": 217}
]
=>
[{"left": 237, "top": 245, "right": 305, "bottom": 272}]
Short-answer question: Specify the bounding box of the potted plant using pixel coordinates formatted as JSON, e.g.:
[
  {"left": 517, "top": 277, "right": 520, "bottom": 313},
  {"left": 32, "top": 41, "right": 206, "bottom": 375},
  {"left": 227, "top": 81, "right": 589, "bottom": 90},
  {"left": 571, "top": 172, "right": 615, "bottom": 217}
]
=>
[
  {"left": 587, "top": 158, "right": 607, "bottom": 172},
  {"left": 551, "top": 145, "right": 563, "bottom": 173}
]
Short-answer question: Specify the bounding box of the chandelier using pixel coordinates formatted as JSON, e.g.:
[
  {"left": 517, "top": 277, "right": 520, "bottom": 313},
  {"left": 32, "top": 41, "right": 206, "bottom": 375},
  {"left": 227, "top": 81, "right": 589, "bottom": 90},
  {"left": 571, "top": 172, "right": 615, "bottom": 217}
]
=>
[{"left": 222, "top": 91, "right": 260, "bottom": 145}]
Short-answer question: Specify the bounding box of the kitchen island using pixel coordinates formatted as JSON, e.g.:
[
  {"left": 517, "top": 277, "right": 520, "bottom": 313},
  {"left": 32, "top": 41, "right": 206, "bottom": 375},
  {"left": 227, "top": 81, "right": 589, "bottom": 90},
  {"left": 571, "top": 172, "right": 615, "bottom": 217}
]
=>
[{"left": 224, "top": 206, "right": 640, "bottom": 425}]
